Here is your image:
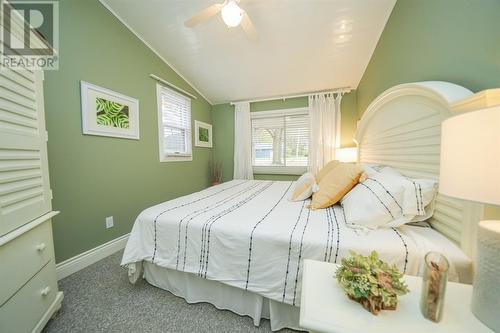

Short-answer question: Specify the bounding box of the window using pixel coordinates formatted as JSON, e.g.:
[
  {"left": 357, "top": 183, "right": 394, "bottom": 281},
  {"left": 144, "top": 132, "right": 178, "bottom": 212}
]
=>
[
  {"left": 156, "top": 84, "right": 192, "bottom": 162},
  {"left": 251, "top": 108, "right": 309, "bottom": 174}
]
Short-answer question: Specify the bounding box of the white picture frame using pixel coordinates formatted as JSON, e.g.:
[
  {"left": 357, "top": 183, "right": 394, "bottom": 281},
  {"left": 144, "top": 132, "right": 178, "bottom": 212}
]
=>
[
  {"left": 194, "top": 120, "right": 212, "bottom": 148},
  {"left": 80, "top": 81, "right": 140, "bottom": 140}
]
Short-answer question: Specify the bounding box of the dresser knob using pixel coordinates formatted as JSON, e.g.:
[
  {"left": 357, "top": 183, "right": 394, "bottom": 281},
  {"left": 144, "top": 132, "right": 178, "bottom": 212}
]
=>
[
  {"left": 41, "top": 286, "right": 51, "bottom": 296},
  {"left": 36, "top": 243, "right": 46, "bottom": 252}
]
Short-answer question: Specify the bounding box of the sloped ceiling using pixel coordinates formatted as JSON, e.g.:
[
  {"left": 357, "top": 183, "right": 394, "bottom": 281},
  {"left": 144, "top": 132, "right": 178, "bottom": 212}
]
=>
[{"left": 101, "top": 0, "right": 396, "bottom": 104}]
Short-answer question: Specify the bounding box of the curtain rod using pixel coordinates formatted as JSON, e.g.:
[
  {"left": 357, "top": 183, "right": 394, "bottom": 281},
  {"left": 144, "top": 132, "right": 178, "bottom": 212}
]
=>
[
  {"left": 150, "top": 74, "right": 198, "bottom": 100},
  {"left": 229, "top": 87, "right": 352, "bottom": 105}
]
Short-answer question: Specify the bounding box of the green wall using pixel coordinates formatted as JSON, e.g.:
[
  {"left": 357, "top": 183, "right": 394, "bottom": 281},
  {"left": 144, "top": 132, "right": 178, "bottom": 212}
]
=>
[
  {"left": 211, "top": 103, "right": 235, "bottom": 182},
  {"left": 357, "top": 0, "right": 500, "bottom": 116},
  {"left": 212, "top": 92, "right": 358, "bottom": 182},
  {"left": 44, "top": 0, "right": 212, "bottom": 263},
  {"left": 356, "top": 0, "right": 500, "bottom": 218}
]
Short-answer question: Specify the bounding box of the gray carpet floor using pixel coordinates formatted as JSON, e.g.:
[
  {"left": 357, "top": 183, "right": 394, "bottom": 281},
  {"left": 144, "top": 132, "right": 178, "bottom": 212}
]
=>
[{"left": 43, "top": 251, "right": 298, "bottom": 333}]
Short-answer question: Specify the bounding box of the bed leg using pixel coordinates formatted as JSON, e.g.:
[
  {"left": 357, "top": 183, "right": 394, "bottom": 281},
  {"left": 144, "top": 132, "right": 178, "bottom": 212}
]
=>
[{"left": 128, "top": 261, "right": 143, "bottom": 284}]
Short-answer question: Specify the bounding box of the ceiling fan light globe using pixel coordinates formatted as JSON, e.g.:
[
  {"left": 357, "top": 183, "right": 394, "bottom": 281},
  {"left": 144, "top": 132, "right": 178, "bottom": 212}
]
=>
[{"left": 221, "top": 1, "right": 242, "bottom": 27}]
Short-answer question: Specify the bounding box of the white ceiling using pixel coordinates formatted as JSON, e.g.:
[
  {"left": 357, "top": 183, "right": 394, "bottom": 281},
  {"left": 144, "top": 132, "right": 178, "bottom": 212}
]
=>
[{"left": 101, "top": 0, "right": 396, "bottom": 104}]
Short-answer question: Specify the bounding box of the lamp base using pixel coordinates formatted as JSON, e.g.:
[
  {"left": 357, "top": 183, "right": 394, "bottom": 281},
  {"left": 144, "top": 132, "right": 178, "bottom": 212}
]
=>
[{"left": 471, "top": 220, "right": 500, "bottom": 332}]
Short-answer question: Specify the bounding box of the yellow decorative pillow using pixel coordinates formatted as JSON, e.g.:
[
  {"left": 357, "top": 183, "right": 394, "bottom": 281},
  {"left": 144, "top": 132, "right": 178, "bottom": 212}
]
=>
[
  {"left": 315, "top": 160, "right": 340, "bottom": 183},
  {"left": 309, "top": 163, "right": 364, "bottom": 209}
]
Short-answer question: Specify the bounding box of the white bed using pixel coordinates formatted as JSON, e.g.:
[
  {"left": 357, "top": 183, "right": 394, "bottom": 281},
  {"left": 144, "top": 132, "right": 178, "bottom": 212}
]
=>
[{"left": 121, "top": 81, "right": 482, "bottom": 331}]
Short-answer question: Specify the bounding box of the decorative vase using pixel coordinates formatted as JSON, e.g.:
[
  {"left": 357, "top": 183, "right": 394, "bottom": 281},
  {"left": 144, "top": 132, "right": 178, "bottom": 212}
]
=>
[
  {"left": 420, "top": 252, "right": 449, "bottom": 322},
  {"left": 471, "top": 220, "right": 500, "bottom": 332}
]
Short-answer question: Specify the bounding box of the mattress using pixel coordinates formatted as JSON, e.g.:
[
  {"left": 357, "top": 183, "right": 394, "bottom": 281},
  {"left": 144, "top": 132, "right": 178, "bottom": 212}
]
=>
[{"left": 122, "top": 179, "right": 472, "bottom": 307}]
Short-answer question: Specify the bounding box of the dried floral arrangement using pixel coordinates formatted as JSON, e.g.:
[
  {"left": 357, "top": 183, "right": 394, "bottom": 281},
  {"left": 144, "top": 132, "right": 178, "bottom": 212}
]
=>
[
  {"left": 421, "top": 258, "right": 447, "bottom": 322},
  {"left": 210, "top": 161, "right": 223, "bottom": 185},
  {"left": 336, "top": 251, "right": 409, "bottom": 315}
]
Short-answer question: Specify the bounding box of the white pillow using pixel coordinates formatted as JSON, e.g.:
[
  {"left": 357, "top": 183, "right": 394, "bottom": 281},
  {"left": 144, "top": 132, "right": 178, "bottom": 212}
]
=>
[
  {"left": 379, "top": 166, "right": 438, "bottom": 221},
  {"left": 362, "top": 165, "right": 381, "bottom": 177},
  {"left": 361, "top": 164, "right": 438, "bottom": 222},
  {"left": 341, "top": 172, "right": 436, "bottom": 229},
  {"left": 379, "top": 166, "right": 404, "bottom": 177},
  {"left": 289, "top": 172, "right": 318, "bottom": 201},
  {"left": 409, "top": 178, "right": 438, "bottom": 222}
]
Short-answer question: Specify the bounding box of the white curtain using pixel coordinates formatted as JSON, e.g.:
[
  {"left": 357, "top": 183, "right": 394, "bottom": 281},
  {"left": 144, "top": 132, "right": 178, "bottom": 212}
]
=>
[
  {"left": 233, "top": 102, "right": 254, "bottom": 179},
  {"left": 308, "top": 93, "right": 342, "bottom": 174}
]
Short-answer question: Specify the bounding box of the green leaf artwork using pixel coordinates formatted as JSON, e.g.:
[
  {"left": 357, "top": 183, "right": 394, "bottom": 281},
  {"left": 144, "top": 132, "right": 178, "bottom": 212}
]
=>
[
  {"left": 199, "top": 127, "right": 209, "bottom": 142},
  {"left": 95, "top": 98, "right": 130, "bottom": 129}
]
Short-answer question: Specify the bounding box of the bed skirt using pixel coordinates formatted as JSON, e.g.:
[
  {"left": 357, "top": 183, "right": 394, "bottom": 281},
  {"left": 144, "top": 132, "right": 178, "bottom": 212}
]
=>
[{"left": 143, "top": 262, "right": 302, "bottom": 331}]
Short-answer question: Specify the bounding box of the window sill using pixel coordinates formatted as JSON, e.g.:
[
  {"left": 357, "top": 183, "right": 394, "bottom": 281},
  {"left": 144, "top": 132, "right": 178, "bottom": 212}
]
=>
[
  {"left": 160, "top": 154, "right": 193, "bottom": 162},
  {"left": 253, "top": 166, "right": 307, "bottom": 175}
]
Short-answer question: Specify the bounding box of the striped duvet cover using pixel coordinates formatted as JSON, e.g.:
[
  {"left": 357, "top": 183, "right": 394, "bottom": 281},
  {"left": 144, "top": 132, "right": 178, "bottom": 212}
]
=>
[{"left": 121, "top": 179, "right": 450, "bottom": 306}]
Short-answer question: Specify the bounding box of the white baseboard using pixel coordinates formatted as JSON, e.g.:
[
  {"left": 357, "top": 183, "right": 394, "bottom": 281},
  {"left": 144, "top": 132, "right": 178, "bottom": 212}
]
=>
[{"left": 56, "top": 233, "right": 129, "bottom": 280}]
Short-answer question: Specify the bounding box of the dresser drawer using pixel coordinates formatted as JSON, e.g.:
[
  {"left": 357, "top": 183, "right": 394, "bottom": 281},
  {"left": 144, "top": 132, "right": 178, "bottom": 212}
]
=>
[
  {"left": 0, "top": 221, "right": 54, "bottom": 305},
  {"left": 0, "top": 260, "right": 58, "bottom": 333}
]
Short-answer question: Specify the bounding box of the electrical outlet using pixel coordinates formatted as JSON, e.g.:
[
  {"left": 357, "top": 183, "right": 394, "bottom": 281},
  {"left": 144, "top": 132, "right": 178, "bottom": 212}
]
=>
[{"left": 105, "top": 216, "right": 114, "bottom": 229}]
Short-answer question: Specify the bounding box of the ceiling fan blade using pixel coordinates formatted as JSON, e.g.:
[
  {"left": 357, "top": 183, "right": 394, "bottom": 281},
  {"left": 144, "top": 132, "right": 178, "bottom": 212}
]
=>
[
  {"left": 241, "top": 11, "right": 258, "bottom": 40},
  {"left": 184, "top": 3, "right": 223, "bottom": 28}
]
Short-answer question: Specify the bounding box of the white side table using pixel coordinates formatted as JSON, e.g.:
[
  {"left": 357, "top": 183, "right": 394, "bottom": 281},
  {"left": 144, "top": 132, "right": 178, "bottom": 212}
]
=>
[{"left": 299, "top": 259, "right": 492, "bottom": 333}]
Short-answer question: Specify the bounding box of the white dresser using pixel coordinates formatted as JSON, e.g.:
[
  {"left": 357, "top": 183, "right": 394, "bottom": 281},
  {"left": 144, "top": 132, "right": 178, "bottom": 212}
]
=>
[{"left": 0, "top": 69, "right": 63, "bottom": 332}]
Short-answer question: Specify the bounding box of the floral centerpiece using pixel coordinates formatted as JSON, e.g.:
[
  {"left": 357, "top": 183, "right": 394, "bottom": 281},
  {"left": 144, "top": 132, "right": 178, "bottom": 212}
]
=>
[{"left": 335, "top": 251, "right": 409, "bottom": 315}]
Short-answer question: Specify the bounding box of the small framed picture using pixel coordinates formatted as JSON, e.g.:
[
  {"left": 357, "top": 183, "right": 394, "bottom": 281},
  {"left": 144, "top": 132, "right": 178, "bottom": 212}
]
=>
[
  {"left": 194, "top": 120, "right": 212, "bottom": 148},
  {"left": 80, "top": 81, "right": 139, "bottom": 140}
]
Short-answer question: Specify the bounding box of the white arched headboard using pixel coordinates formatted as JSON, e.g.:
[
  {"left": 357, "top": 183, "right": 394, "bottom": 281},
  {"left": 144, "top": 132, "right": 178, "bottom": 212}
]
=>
[{"left": 356, "top": 81, "right": 482, "bottom": 257}]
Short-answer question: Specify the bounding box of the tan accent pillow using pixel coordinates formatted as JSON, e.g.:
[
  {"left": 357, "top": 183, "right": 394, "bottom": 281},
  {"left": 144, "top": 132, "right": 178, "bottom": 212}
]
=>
[
  {"left": 290, "top": 172, "right": 318, "bottom": 201},
  {"left": 315, "top": 160, "right": 340, "bottom": 183},
  {"left": 309, "top": 163, "right": 364, "bottom": 209}
]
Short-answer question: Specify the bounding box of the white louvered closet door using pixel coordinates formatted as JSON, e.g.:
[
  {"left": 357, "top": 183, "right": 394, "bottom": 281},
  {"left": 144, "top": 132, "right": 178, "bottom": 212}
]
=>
[{"left": 0, "top": 69, "right": 52, "bottom": 237}]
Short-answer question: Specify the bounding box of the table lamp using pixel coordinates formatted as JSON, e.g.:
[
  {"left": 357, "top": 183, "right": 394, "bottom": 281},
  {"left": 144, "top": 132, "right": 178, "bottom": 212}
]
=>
[
  {"left": 335, "top": 147, "right": 358, "bottom": 163},
  {"left": 439, "top": 105, "right": 500, "bottom": 332}
]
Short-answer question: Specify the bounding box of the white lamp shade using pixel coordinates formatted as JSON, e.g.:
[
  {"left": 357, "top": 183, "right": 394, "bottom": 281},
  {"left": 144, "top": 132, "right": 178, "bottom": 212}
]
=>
[
  {"left": 336, "top": 147, "right": 358, "bottom": 163},
  {"left": 439, "top": 106, "right": 500, "bottom": 206}
]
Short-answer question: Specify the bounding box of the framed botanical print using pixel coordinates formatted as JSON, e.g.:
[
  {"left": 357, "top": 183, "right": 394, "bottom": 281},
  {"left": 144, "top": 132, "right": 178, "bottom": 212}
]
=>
[
  {"left": 194, "top": 120, "right": 212, "bottom": 148},
  {"left": 80, "top": 81, "right": 139, "bottom": 140}
]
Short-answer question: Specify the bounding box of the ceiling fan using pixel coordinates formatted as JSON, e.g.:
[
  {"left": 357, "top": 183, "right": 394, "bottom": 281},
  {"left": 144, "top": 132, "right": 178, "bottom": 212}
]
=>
[{"left": 184, "top": 0, "right": 258, "bottom": 40}]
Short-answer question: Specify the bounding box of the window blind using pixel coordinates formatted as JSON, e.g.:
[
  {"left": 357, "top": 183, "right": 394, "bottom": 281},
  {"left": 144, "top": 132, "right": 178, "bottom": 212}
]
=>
[
  {"left": 158, "top": 86, "right": 192, "bottom": 157},
  {"left": 251, "top": 112, "right": 309, "bottom": 167}
]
